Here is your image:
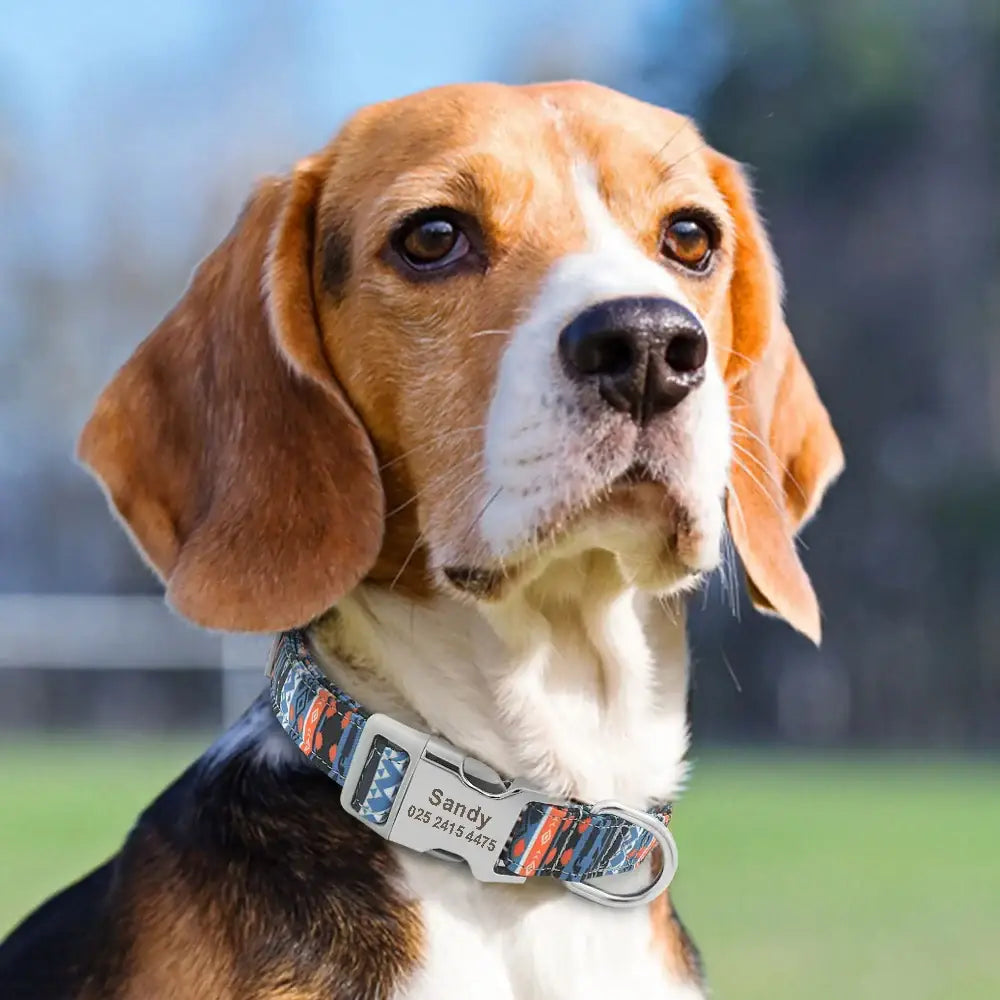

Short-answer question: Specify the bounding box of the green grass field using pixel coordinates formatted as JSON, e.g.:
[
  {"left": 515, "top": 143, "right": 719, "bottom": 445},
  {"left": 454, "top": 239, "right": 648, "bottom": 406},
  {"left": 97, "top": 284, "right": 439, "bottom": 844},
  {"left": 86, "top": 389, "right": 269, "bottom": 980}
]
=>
[{"left": 1, "top": 742, "right": 997, "bottom": 999}]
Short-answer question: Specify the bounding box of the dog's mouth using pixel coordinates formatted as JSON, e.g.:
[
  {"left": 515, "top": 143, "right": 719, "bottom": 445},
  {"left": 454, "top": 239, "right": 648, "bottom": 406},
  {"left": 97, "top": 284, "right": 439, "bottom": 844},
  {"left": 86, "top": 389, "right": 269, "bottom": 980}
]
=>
[
  {"left": 443, "top": 462, "right": 710, "bottom": 599},
  {"left": 442, "top": 563, "right": 509, "bottom": 598}
]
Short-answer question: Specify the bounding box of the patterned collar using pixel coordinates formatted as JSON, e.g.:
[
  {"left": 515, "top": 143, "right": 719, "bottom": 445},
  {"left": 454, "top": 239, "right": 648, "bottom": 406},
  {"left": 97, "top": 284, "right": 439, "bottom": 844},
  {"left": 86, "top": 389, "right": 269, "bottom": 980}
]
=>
[{"left": 267, "top": 629, "right": 677, "bottom": 908}]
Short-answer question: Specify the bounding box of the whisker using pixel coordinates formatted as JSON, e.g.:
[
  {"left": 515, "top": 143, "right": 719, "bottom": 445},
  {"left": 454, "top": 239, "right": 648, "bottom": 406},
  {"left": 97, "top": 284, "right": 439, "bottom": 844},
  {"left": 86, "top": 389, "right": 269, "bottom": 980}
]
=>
[
  {"left": 468, "top": 328, "right": 510, "bottom": 339},
  {"left": 712, "top": 522, "right": 731, "bottom": 612},
  {"left": 721, "top": 649, "right": 743, "bottom": 694},
  {"left": 653, "top": 118, "right": 692, "bottom": 174},
  {"left": 384, "top": 460, "right": 479, "bottom": 519},
  {"left": 723, "top": 524, "right": 741, "bottom": 620},
  {"left": 661, "top": 138, "right": 710, "bottom": 176},
  {"left": 379, "top": 425, "right": 486, "bottom": 472},
  {"left": 726, "top": 480, "right": 749, "bottom": 543},
  {"left": 729, "top": 455, "right": 787, "bottom": 522},
  {"left": 389, "top": 529, "right": 427, "bottom": 591},
  {"left": 730, "top": 420, "right": 807, "bottom": 502},
  {"left": 730, "top": 439, "right": 785, "bottom": 495},
  {"left": 660, "top": 594, "right": 686, "bottom": 628},
  {"left": 724, "top": 346, "right": 762, "bottom": 368},
  {"left": 389, "top": 474, "right": 489, "bottom": 591},
  {"left": 437, "top": 467, "right": 489, "bottom": 515},
  {"left": 458, "top": 486, "right": 504, "bottom": 546}
]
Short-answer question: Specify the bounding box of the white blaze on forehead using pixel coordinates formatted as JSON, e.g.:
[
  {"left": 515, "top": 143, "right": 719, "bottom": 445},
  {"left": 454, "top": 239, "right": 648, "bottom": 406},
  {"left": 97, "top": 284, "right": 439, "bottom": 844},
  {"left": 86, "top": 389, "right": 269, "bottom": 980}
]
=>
[
  {"left": 570, "top": 161, "right": 692, "bottom": 308},
  {"left": 478, "top": 159, "right": 705, "bottom": 557}
]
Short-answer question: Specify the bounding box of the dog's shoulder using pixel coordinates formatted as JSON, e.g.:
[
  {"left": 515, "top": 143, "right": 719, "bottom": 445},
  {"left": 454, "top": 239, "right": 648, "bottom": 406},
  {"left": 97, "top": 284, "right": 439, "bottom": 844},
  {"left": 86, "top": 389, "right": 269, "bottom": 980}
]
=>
[
  {"left": 0, "top": 693, "right": 423, "bottom": 1000},
  {"left": 0, "top": 859, "right": 116, "bottom": 999}
]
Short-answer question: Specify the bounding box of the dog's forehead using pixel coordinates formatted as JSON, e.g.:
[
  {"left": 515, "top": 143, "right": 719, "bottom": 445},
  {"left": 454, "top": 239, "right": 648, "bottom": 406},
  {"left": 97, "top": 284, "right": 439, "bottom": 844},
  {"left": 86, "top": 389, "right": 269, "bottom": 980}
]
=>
[{"left": 324, "top": 81, "right": 708, "bottom": 195}]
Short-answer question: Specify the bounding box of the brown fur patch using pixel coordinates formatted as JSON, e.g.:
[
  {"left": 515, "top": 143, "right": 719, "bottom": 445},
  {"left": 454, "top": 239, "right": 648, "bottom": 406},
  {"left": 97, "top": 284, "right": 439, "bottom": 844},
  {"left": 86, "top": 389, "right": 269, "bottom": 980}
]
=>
[
  {"left": 651, "top": 891, "right": 704, "bottom": 987},
  {"left": 77, "top": 169, "right": 384, "bottom": 631}
]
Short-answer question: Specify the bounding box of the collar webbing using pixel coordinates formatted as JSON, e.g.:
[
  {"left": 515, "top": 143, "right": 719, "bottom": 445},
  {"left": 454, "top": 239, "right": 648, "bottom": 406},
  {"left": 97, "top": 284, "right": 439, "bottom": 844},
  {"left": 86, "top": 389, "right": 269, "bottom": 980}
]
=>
[{"left": 267, "top": 629, "right": 677, "bottom": 904}]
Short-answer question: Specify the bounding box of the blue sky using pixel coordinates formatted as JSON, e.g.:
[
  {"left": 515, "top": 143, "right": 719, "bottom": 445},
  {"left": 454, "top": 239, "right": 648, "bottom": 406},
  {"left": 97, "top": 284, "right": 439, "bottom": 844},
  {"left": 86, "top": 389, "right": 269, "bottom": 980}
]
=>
[
  {"left": 2, "top": 0, "right": 688, "bottom": 271},
  {"left": 3, "top": 0, "right": 670, "bottom": 140}
]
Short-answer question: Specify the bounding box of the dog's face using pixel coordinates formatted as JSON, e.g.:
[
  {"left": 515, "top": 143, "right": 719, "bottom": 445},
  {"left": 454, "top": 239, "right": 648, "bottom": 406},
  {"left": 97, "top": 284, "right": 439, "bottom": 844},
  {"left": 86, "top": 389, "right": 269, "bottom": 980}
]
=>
[
  {"left": 79, "top": 82, "right": 842, "bottom": 639},
  {"left": 316, "top": 85, "right": 734, "bottom": 597}
]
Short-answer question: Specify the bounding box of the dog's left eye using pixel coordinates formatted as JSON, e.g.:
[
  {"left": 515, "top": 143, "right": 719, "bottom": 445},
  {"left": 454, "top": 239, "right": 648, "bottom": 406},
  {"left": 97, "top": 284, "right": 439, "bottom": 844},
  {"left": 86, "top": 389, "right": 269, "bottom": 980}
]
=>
[
  {"left": 394, "top": 212, "right": 471, "bottom": 271},
  {"left": 661, "top": 214, "right": 716, "bottom": 272}
]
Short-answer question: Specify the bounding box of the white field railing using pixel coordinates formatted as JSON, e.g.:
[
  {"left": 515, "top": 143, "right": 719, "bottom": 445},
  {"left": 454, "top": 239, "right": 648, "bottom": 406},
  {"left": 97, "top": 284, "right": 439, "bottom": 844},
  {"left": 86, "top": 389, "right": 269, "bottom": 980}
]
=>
[{"left": 0, "top": 594, "right": 273, "bottom": 726}]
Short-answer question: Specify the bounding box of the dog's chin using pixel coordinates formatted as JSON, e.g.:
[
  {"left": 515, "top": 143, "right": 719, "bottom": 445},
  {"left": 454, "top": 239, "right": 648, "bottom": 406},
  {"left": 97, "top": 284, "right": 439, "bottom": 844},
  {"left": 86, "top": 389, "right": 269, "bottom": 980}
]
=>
[{"left": 441, "top": 475, "right": 723, "bottom": 601}]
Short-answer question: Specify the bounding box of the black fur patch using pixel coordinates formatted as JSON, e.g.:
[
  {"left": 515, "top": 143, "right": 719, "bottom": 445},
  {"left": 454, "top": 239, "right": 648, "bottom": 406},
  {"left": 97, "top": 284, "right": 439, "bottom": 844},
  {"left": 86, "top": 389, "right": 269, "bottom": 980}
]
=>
[
  {"left": 0, "top": 693, "right": 423, "bottom": 999},
  {"left": 670, "top": 898, "right": 705, "bottom": 986},
  {"left": 320, "top": 221, "right": 352, "bottom": 297}
]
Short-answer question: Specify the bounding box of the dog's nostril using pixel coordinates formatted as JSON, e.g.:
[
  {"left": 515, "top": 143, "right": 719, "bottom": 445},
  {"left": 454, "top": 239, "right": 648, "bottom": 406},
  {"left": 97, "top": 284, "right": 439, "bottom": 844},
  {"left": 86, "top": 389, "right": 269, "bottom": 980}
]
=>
[
  {"left": 576, "top": 329, "right": 635, "bottom": 378},
  {"left": 664, "top": 329, "right": 708, "bottom": 375}
]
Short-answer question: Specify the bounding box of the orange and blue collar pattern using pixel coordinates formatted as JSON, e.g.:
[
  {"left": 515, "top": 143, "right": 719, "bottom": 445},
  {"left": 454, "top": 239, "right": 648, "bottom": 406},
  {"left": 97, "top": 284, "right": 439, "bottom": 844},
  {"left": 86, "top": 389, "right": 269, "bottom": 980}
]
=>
[{"left": 268, "top": 629, "right": 678, "bottom": 907}]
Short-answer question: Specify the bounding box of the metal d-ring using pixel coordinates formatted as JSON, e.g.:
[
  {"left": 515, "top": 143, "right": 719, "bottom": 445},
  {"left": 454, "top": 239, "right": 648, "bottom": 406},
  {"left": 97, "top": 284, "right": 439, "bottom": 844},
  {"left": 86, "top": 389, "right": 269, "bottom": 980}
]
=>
[{"left": 563, "top": 800, "right": 678, "bottom": 908}]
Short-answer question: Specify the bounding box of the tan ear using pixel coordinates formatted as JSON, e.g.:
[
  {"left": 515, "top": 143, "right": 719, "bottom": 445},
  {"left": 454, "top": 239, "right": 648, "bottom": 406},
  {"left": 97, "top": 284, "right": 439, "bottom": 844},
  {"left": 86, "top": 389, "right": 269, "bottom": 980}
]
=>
[
  {"left": 707, "top": 151, "right": 844, "bottom": 643},
  {"left": 78, "top": 161, "right": 384, "bottom": 631}
]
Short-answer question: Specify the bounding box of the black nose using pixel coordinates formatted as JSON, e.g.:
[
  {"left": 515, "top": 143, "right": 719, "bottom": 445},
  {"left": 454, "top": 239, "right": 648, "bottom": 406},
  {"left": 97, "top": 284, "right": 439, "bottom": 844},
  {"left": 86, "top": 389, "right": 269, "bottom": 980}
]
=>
[{"left": 558, "top": 296, "right": 708, "bottom": 424}]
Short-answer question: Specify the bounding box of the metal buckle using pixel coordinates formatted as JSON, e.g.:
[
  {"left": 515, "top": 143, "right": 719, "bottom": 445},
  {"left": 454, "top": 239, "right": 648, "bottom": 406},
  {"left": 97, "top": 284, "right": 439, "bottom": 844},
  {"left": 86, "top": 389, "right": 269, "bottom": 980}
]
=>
[
  {"left": 564, "top": 800, "right": 678, "bottom": 908},
  {"left": 342, "top": 716, "right": 678, "bottom": 906},
  {"left": 341, "top": 713, "right": 535, "bottom": 884}
]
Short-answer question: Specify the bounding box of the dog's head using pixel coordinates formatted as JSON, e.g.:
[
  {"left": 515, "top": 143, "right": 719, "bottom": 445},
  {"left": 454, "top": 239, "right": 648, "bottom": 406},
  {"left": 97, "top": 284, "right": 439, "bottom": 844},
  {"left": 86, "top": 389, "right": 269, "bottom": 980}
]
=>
[{"left": 79, "top": 82, "right": 842, "bottom": 641}]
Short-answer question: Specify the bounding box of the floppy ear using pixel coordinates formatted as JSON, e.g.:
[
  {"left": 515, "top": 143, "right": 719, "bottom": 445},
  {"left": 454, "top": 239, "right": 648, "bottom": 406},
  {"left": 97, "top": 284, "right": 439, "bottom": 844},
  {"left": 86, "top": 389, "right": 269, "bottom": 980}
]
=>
[
  {"left": 78, "top": 160, "right": 384, "bottom": 631},
  {"left": 707, "top": 151, "right": 844, "bottom": 643}
]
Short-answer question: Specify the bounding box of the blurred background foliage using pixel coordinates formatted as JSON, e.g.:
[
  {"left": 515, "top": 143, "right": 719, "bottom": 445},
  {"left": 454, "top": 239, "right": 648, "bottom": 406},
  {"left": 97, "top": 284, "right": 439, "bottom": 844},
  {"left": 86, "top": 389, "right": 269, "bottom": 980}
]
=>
[
  {"left": 698, "top": 0, "right": 1000, "bottom": 749},
  {"left": 630, "top": 0, "right": 1000, "bottom": 749}
]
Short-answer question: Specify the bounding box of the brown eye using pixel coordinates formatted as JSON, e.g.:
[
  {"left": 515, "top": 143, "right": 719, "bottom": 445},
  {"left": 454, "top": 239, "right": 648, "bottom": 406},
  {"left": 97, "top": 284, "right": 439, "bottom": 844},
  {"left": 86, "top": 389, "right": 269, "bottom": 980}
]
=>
[
  {"left": 661, "top": 215, "right": 715, "bottom": 271},
  {"left": 396, "top": 213, "right": 470, "bottom": 270}
]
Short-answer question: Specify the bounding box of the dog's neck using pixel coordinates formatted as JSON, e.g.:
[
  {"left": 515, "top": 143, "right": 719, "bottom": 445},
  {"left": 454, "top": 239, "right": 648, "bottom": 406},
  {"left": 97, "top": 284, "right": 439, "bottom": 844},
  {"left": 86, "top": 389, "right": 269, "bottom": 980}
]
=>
[{"left": 309, "top": 549, "right": 692, "bottom": 806}]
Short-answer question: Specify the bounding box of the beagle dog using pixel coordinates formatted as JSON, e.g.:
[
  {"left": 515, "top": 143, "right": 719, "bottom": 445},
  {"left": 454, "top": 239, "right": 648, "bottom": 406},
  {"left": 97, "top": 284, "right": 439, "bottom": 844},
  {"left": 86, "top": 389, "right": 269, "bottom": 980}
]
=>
[{"left": 0, "top": 81, "right": 842, "bottom": 1000}]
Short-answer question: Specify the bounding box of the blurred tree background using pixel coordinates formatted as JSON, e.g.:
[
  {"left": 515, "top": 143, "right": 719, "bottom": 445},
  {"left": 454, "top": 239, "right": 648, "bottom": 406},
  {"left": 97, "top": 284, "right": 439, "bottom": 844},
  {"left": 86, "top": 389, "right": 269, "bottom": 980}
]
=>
[
  {"left": 2, "top": 0, "right": 998, "bottom": 747},
  {"left": 629, "top": 0, "right": 1000, "bottom": 748}
]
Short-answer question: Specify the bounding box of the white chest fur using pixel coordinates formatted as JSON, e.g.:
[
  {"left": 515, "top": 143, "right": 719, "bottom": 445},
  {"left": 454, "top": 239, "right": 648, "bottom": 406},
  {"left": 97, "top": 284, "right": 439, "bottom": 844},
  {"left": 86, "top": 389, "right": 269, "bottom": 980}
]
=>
[
  {"left": 393, "top": 849, "right": 704, "bottom": 1000},
  {"left": 310, "top": 554, "right": 703, "bottom": 999}
]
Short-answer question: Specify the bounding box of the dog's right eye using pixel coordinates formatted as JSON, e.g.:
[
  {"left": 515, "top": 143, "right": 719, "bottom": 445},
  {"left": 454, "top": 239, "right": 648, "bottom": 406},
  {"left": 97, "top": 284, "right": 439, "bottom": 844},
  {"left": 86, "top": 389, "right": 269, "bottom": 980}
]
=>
[{"left": 393, "top": 210, "right": 471, "bottom": 272}]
